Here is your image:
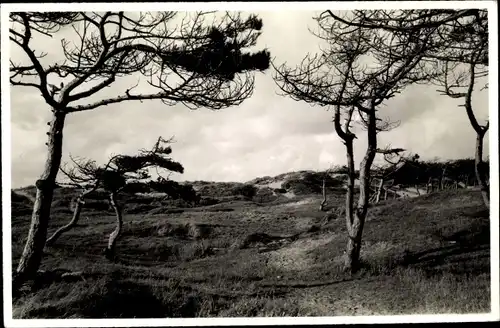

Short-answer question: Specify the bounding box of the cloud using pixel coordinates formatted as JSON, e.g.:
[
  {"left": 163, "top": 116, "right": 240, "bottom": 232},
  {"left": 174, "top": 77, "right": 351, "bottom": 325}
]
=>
[{"left": 8, "top": 10, "right": 491, "bottom": 188}]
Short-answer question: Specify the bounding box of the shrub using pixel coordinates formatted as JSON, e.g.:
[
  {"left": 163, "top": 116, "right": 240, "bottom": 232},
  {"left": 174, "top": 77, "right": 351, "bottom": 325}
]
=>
[
  {"left": 85, "top": 189, "right": 110, "bottom": 201},
  {"left": 148, "top": 207, "right": 185, "bottom": 215},
  {"left": 11, "top": 203, "right": 32, "bottom": 217},
  {"left": 127, "top": 196, "right": 157, "bottom": 205},
  {"left": 281, "top": 171, "right": 347, "bottom": 195},
  {"left": 84, "top": 199, "right": 111, "bottom": 211},
  {"left": 282, "top": 179, "right": 318, "bottom": 195},
  {"left": 122, "top": 182, "right": 150, "bottom": 194},
  {"left": 179, "top": 241, "right": 214, "bottom": 261},
  {"left": 253, "top": 187, "right": 277, "bottom": 203},
  {"left": 149, "top": 180, "right": 199, "bottom": 204},
  {"left": 11, "top": 191, "right": 32, "bottom": 204},
  {"left": 232, "top": 184, "right": 257, "bottom": 200},
  {"left": 186, "top": 223, "right": 211, "bottom": 239},
  {"left": 162, "top": 198, "right": 194, "bottom": 208},
  {"left": 125, "top": 203, "right": 157, "bottom": 214},
  {"left": 198, "top": 197, "right": 219, "bottom": 206}
]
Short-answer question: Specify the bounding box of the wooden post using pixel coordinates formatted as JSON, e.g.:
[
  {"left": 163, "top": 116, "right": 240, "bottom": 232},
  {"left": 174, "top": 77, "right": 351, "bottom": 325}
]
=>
[
  {"left": 375, "top": 178, "right": 384, "bottom": 204},
  {"left": 320, "top": 177, "right": 327, "bottom": 211},
  {"left": 440, "top": 167, "right": 447, "bottom": 191}
]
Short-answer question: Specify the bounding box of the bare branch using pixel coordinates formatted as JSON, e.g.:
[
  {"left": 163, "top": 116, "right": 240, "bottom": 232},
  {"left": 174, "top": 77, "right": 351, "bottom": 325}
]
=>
[
  {"left": 272, "top": 9, "right": 453, "bottom": 273},
  {"left": 376, "top": 147, "right": 406, "bottom": 155},
  {"left": 322, "top": 9, "right": 480, "bottom": 33},
  {"left": 10, "top": 13, "right": 59, "bottom": 107},
  {"left": 10, "top": 11, "right": 271, "bottom": 112}
]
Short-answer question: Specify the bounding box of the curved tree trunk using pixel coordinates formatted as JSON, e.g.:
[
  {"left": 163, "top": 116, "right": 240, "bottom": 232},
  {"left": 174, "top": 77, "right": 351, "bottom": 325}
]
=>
[
  {"left": 105, "top": 191, "right": 123, "bottom": 260},
  {"left": 46, "top": 187, "right": 95, "bottom": 246},
  {"left": 460, "top": 61, "right": 489, "bottom": 208},
  {"left": 14, "top": 111, "right": 66, "bottom": 287},
  {"left": 475, "top": 132, "right": 489, "bottom": 208},
  {"left": 45, "top": 197, "right": 83, "bottom": 246}
]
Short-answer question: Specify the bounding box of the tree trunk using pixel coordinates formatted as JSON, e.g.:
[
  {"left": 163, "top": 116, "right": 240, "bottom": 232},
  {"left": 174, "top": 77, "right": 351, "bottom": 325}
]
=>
[
  {"left": 14, "top": 111, "right": 66, "bottom": 287},
  {"left": 344, "top": 211, "right": 363, "bottom": 272},
  {"left": 415, "top": 184, "right": 420, "bottom": 196},
  {"left": 46, "top": 187, "right": 95, "bottom": 246},
  {"left": 344, "top": 150, "right": 375, "bottom": 273},
  {"left": 320, "top": 177, "right": 327, "bottom": 211},
  {"left": 105, "top": 191, "right": 123, "bottom": 260},
  {"left": 343, "top": 110, "right": 376, "bottom": 274},
  {"left": 342, "top": 136, "right": 358, "bottom": 268},
  {"left": 344, "top": 139, "right": 356, "bottom": 253},
  {"left": 475, "top": 133, "right": 489, "bottom": 208}
]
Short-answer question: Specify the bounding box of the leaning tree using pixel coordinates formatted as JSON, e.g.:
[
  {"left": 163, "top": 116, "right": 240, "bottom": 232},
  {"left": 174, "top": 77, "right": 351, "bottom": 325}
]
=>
[
  {"left": 273, "top": 10, "right": 439, "bottom": 273},
  {"left": 10, "top": 11, "right": 270, "bottom": 285},
  {"left": 45, "top": 136, "right": 186, "bottom": 256},
  {"left": 325, "top": 9, "right": 490, "bottom": 207}
]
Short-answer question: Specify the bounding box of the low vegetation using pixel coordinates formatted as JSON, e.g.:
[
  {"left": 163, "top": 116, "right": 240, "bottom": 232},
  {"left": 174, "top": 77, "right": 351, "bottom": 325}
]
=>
[{"left": 11, "top": 169, "right": 490, "bottom": 318}]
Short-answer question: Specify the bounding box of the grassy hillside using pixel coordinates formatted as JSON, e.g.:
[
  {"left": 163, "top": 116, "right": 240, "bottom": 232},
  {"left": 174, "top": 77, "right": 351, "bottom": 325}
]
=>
[{"left": 10, "top": 174, "right": 490, "bottom": 318}]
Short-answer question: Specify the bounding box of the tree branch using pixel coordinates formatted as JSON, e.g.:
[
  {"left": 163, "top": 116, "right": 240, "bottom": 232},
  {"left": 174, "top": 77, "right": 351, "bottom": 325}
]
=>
[
  {"left": 11, "top": 13, "right": 58, "bottom": 108},
  {"left": 66, "top": 90, "right": 181, "bottom": 113},
  {"left": 322, "top": 9, "right": 480, "bottom": 33}
]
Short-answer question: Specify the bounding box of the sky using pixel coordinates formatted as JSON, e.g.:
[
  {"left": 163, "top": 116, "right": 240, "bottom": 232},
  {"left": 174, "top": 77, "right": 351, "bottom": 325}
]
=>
[{"left": 7, "top": 10, "right": 491, "bottom": 188}]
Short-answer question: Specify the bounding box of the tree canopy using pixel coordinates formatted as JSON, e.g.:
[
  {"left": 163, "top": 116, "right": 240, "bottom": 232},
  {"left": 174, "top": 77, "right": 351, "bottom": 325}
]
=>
[{"left": 10, "top": 11, "right": 271, "bottom": 112}]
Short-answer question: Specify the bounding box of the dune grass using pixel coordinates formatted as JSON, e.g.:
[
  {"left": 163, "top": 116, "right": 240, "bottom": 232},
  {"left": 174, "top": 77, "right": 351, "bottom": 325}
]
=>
[{"left": 10, "top": 187, "right": 490, "bottom": 318}]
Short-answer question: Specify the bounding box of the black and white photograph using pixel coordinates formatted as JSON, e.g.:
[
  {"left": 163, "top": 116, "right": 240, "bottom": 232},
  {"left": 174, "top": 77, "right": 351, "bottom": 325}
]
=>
[{"left": 2, "top": 1, "right": 499, "bottom": 326}]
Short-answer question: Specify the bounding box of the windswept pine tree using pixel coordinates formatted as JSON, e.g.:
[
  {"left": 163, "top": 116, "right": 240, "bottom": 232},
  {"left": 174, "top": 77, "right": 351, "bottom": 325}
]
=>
[
  {"left": 10, "top": 11, "right": 271, "bottom": 287},
  {"left": 47, "top": 136, "right": 192, "bottom": 261},
  {"left": 325, "top": 9, "right": 490, "bottom": 207},
  {"left": 273, "top": 10, "right": 441, "bottom": 273}
]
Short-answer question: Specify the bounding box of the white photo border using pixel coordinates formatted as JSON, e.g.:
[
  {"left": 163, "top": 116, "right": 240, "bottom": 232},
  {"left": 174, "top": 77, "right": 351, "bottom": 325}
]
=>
[{"left": 2, "top": 1, "right": 498, "bottom": 326}]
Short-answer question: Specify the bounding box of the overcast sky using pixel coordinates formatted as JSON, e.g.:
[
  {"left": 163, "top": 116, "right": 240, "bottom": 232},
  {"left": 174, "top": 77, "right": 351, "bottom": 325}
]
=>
[{"left": 8, "top": 10, "right": 490, "bottom": 188}]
